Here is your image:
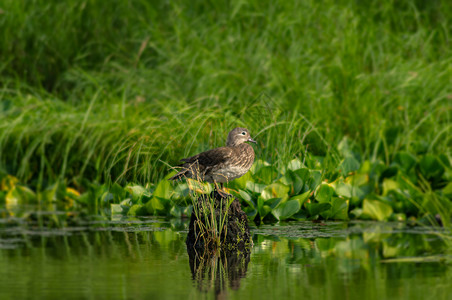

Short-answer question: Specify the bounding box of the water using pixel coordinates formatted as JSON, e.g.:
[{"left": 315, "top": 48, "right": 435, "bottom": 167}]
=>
[{"left": 0, "top": 215, "right": 451, "bottom": 300}]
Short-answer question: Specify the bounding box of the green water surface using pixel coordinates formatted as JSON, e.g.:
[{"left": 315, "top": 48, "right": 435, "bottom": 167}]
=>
[{"left": 0, "top": 215, "right": 451, "bottom": 300}]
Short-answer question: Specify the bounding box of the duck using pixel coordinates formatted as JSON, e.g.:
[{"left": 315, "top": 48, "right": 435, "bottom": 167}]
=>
[{"left": 169, "top": 127, "right": 256, "bottom": 196}]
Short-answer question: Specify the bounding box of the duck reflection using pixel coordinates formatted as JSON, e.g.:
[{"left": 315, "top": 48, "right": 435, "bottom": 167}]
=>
[{"left": 187, "top": 248, "right": 250, "bottom": 298}]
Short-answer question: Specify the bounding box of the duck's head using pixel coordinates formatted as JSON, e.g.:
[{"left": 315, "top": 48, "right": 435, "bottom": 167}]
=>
[{"left": 226, "top": 127, "right": 257, "bottom": 147}]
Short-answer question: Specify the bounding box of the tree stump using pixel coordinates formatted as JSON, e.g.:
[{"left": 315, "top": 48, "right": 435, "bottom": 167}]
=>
[{"left": 186, "top": 191, "right": 253, "bottom": 254}]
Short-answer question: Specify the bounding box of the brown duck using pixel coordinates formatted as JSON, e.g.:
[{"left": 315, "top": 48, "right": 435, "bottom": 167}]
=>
[{"left": 169, "top": 127, "right": 256, "bottom": 195}]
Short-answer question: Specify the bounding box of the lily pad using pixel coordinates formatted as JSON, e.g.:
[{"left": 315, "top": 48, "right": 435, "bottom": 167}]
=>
[
  {"left": 321, "top": 197, "right": 348, "bottom": 220},
  {"left": 289, "top": 190, "right": 310, "bottom": 207},
  {"left": 287, "top": 158, "right": 302, "bottom": 171},
  {"left": 125, "top": 185, "right": 151, "bottom": 202},
  {"left": 257, "top": 197, "right": 281, "bottom": 219},
  {"left": 305, "top": 202, "right": 331, "bottom": 219},
  {"left": 111, "top": 204, "right": 125, "bottom": 215},
  {"left": 128, "top": 204, "right": 148, "bottom": 216},
  {"left": 306, "top": 170, "right": 322, "bottom": 191},
  {"left": 345, "top": 173, "right": 369, "bottom": 186},
  {"left": 231, "top": 172, "right": 253, "bottom": 190},
  {"left": 147, "top": 196, "right": 170, "bottom": 215},
  {"left": 153, "top": 179, "right": 171, "bottom": 200},
  {"left": 272, "top": 200, "right": 300, "bottom": 221},
  {"left": 382, "top": 179, "right": 399, "bottom": 196},
  {"left": 244, "top": 207, "right": 258, "bottom": 219},
  {"left": 362, "top": 199, "right": 393, "bottom": 221},
  {"left": 315, "top": 184, "right": 334, "bottom": 203},
  {"left": 257, "top": 197, "right": 272, "bottom": 219},
  {"left": 279, "top": 170, "right": 304, "bottom": 195},
  {"left": 6, "top": 185, "right": 36, "bottom": 206},
  {"left": 238, "top": 189, "right": 256, "bottom": 209},
  {"left": 260, "top": 183, "right": 290, "bottom": 201},
  {"left": 246, "top": 181, "right": 267, "bottom": 194}
]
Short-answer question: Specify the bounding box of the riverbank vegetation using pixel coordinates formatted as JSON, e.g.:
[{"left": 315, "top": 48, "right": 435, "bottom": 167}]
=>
[{"left": 0, "top": 0, "right": 451, "bottom": 225}]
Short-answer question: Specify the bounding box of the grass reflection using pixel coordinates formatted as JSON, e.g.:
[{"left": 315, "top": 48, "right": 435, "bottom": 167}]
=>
[{"left": 0, "top": 216, "right": 451, "bottom": 299}]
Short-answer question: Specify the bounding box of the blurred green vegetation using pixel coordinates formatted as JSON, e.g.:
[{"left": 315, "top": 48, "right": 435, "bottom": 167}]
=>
[{"left": 0, "top": 0, "right": 450, "bottom": 222}]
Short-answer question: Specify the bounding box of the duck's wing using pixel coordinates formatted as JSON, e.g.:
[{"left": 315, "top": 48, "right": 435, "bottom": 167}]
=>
[
  {"left": 169, "top": 147, "right": 233, "bottom": 181},
  {"left": 181, "top": 146, "right": 233, "bottom": 166}
]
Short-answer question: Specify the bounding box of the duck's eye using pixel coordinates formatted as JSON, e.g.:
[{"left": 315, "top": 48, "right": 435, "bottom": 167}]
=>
[{"left": 241, "top": 131, "right": 246, "bottom": 135}]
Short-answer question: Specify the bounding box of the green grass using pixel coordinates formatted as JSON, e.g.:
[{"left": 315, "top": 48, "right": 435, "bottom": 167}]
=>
[{"left": 0, "top": 0, "right": 451, "bottom": 202}]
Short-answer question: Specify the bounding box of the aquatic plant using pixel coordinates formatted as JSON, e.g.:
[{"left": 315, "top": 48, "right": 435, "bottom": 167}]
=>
[{"left": 1, "top": 144, "right": 450, "bottom": 226}]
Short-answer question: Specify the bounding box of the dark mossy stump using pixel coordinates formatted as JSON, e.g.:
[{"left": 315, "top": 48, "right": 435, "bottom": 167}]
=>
[{"left": 186, "top": 191, "right": 253, "bottom": 255}]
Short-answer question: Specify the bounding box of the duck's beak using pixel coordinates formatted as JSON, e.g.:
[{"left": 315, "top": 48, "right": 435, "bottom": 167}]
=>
[{"left": 247, "top": 137, "right": 257, "bottom": 144}]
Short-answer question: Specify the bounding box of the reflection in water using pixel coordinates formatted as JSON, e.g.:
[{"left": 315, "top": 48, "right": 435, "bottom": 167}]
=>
[
  {"left": 187, "top": 248, "right": 250, "bottom": 298},
  {"left": 0, "top": 214, "right": 451, "bottom": 299}
]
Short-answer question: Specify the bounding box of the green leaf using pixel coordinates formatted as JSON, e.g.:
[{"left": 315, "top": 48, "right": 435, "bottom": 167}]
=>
[
  {"left": 173, "top": 183, "right": 189, "bottom": 199},
  {"left": 254, "top": 166, "right": 279, "bottom": 185},
  {"left": 238, "top": 189, "right": 256, "bottom": 209},
  {"left": 6, "top": 185, "right": 36, "bottom": 206},
  {"left": 321, "top": 197, "right": 348, "bottom": 220},
  {"left": 111, "top": 204, "right": 124, "bottom": 215},
  {"left": 257, "top": 197, "right": 272, "bottom": 219},
  {"left": 101, "top": 192, "right": 114, "bottom": 204},
  {"left": 419, "top": 155, "right": 445, "bottom": 179},
  {"left": 125, "top": 185, "right": 151, "bottom": 201},
  {"left": 292, "top": 210, "right": 308, "bottom": 220},
  {"left": 390, "top": 213, "right": 407, "bottom": 222},
  {"left": 287, "top": 158, "right": 302, "bottom": 171},
  {"left": 345, "top": 173, "right": 369, "bottom": 186},
  {"left": 289, "top": 190, "right": 310, "bottom": 207},
  {"left": 266, "top": 197, "right": 282, "bottom": 209},
  {"left": 293, "top": 168, "right": 310, "bottom": 181},
  {"left": 336, "top": 177, "right": 366, "bottom": 200},
  {"left": 337, "top": 136, "right": 355, "bottom": 157},
  {"left": 339, "top": 156, "right": 360, "bottom": 175},
  {"left": 260, "top": 183, "right": 290, "bottom": 201},
  {"left": 147, "top": 196, "right": 170, "bottom": 214},
  {"left": 250, "top": 159, "right": 271, "bottom": 175},
  {"left": 335, "top": 182, "right": 352, "bottom": 198},
  {"left": 305, "top": 202, "right": 331, "bottom": 218},
  {"left": 0, "top": 174, "right": 18, "bottom": 191},
  {"left": 272, "top": 200, "right": 300, "bottom": 221},
  {"left": 443, "top": 182, "right": 452, "bottom": 196},
  {"left": 231, "top": 172, "right": 253, "bottom": 190},
  {"left": 110, "top": 183, "right": 126, "bottom": 201},
  {"left": 362, "top": 199, "right": 393, "bottom": 221},
  {"left": 438, "top": 154, "right": 451, "bottom": 168},
  {"left": 315, "top": 184, "right": 334, "bottom": 203},
  {"left": 246, "top": 181, "right": 267, "bottom": 194},
  {"left": 153, "top": 179, "right": 171, "bottom": 200},
  {"left": 127, "top": 204, "right": 148, "bottom": 216},
  {"left": 306, "top": 170, "right": 322, "bottom": 191},
  {"left": 382, "top": 179, "right": 399, "bottom": 196},
  {"left": 239, "top": 189, "right": 251, "bottom": 201},
  {"left": 41, "top": 183, "right": 58, "bottom": 202},
  {"left": 244, "top": 207, "right": 258, "bottom": 219},
  {"left": 350, "top": 208, "right": 363, "bottom": 218},
  {"left": 120, "top": 198, "right": 132, "bottom": 206},
  {"left": 394, "top": 152, "right": 417, "bottom": 172},
  {"left": 279, "top": 170, "right": 303, "bottom": 195}
]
